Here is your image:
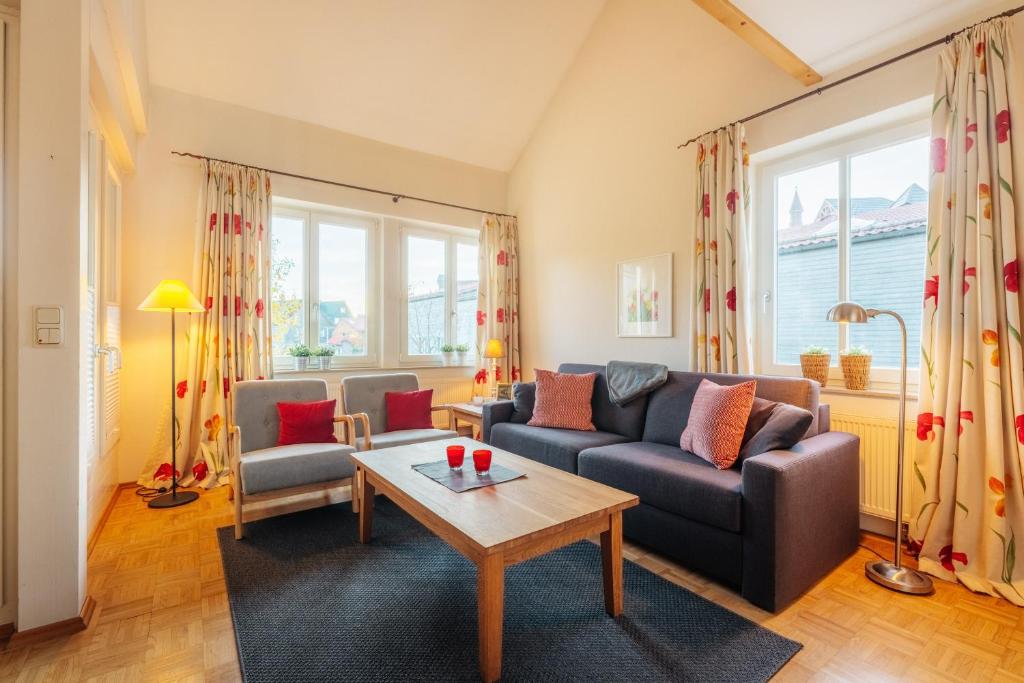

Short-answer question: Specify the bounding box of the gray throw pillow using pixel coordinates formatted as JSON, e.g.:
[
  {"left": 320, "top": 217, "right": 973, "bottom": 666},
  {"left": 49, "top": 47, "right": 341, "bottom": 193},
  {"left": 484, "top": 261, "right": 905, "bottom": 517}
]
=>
[
  {"left": 510, "top": 382, "right": 535, "bottom": 424},
  {"left": 737, "top": 402, "right": 814, "bottom": 463}
]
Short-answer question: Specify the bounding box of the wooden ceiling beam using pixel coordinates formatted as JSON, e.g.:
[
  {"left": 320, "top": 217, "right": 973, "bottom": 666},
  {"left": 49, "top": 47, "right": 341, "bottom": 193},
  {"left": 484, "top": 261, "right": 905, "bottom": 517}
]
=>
[{"left": 691, "top": 0, "right": 822, "bottom": 86}]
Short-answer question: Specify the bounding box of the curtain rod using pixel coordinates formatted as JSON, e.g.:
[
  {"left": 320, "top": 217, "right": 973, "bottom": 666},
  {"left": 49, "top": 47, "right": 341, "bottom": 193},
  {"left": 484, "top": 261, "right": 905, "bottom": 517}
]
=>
[
  {"left": 169, "top": 150, "right": 515, "bottom": 219},
  {"left": 677, "top": 3, "right": 1024, "bottom": 148}
]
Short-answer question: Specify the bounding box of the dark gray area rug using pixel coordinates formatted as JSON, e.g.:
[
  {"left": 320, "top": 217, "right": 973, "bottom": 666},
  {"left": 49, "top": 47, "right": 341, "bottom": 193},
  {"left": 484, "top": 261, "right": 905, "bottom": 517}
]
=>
[{"left": 217, "top": 501, "right": 801, "bottom": 682}]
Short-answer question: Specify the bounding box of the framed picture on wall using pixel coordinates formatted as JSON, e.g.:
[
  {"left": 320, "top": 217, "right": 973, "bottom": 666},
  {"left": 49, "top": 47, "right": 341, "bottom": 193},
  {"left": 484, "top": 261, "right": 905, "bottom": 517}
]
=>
[{"left": 617, "top": 253, "right": 672, "bottom": 337}]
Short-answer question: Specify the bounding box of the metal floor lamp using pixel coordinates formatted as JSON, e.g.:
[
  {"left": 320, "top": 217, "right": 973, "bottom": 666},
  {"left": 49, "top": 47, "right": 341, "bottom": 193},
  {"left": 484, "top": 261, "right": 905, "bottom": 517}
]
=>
[{"left": 827, "top": 302, "right": 934, "bottom": 595}]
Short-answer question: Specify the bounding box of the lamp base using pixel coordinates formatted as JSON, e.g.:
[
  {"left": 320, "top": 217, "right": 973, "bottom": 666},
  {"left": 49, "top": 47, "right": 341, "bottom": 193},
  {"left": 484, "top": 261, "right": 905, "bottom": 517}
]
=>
[
  {"left": 865, "top": 560, "right": 934, "bottom": 595},
  {"left": 148, "top": 489, "right": 200, "bottom": 509}
]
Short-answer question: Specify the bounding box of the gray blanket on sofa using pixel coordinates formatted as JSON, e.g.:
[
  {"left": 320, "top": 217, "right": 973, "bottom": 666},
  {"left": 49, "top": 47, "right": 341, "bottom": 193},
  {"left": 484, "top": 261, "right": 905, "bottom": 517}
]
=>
[{"left": 606, "top": 360, "right": 669, "bottom": 406}]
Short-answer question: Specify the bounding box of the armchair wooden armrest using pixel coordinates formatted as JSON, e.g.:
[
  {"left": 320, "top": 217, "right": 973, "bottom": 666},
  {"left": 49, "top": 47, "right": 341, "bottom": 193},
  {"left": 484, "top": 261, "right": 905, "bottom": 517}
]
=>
[
  {"left": 333, "top": 414, "right": 357, "bottom": 448},
  {"left": 431, "top": 404, "right": 455, "bottom": 430},
  {"left": 347, "top": 412, "right": 372, "bottom": 450}
]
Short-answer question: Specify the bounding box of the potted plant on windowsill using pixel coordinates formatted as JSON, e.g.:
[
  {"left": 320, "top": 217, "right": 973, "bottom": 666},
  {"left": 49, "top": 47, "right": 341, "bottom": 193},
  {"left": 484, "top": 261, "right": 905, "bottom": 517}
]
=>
[
  {"left": 799, "top": 345, "right": 831, "bottom": 387},
  {"left": 441, "top": 343, "right": 456, "bottom": 366},
  {"left": 454, "top": 343, "right": 470, "bottom": 366},
  {"left": 840, "top": 345, "right": 872, "bottom": 390},
  {"left": 314, "top": 345, "right": 335, "bottom": 370},
  {"left": 289, "top": 344, "right": 312, "bottom": 371}
]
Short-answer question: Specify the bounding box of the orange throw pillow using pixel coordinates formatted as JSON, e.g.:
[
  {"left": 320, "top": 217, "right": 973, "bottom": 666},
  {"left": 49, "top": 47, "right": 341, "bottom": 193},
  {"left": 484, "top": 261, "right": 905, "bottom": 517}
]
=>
[
  {"left": 679, "top": 379, "right": 756, "bottom": 469},
  {"left": 527, "top": 369, "right": 597, "bottom": 431}
]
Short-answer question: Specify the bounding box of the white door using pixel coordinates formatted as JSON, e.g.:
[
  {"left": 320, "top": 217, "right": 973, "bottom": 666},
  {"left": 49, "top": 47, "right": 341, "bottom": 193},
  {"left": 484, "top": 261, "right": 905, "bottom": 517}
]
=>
[{"left": 97, "top": 160, "right": 123, "bottom": 459}]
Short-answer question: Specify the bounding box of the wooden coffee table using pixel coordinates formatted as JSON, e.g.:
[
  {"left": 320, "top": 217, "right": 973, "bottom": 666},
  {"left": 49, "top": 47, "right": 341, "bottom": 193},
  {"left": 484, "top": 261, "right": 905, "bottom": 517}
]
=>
[{"left": 352, "top": 437, "right": 639, "bottom": 683}]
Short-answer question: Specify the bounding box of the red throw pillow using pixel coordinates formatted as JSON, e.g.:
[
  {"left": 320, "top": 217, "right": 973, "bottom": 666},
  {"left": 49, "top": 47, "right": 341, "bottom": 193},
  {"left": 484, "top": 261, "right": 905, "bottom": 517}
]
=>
[
  {"left": 679, "top": 379, "right": 756, "bottom": 469},
  {"left": 527, "top": 369, "right": 597, "bottom": 431},
  {"left": 385, "top": 389, "right": 434, "bottom": 431},
  {"left": 277, "top": 399, "right": 337, "bottom": 446}
]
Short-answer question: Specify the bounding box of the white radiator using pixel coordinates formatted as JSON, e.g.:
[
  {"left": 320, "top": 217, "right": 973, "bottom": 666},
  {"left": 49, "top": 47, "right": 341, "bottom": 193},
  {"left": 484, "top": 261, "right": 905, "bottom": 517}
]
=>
[{"left": 831, "top": 413, "right": 918, "bottom": 522}]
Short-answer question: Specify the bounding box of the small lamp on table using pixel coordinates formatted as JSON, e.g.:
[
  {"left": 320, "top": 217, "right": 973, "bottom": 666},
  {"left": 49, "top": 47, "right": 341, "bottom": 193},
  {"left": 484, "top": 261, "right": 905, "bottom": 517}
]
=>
[{"left": 483, "top": 338, "right": 504, "bottom": 399}]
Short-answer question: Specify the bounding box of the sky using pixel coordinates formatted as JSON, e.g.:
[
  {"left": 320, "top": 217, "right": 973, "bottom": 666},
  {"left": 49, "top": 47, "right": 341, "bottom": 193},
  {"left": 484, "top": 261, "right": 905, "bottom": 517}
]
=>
[{"left": 775, "top": 136, "right": 930, "bottom": 229}]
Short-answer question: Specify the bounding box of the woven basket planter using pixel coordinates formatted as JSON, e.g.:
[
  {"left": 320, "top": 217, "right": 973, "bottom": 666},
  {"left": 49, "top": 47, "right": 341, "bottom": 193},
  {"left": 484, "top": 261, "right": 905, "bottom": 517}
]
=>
[
  {"left": 799, "top": 353, "right": 830, "bottom": 387},
  {"left": 840, "top": 354, "right": 872, "bottom": 390}
]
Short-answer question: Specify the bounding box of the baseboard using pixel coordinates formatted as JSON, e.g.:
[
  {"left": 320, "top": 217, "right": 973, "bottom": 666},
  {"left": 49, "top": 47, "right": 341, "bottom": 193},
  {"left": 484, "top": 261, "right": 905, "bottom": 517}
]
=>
[
  {"left": 6, "top": 595, "right": 96, "bottom": 648},
  {"left": 87, "top": 482, "right": 135, "bottom": 557},
  {"left": 0, "top": 621, "right": 13, "bottom": 644},
  {"left": 860, "top": 511, "right": 897, "bottom": 538}
]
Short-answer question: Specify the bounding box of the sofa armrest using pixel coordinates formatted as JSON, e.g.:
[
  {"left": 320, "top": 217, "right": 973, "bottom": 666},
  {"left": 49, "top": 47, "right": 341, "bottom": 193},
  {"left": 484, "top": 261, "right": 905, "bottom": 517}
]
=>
[
  {"left": 482, "top": 400, "right": 515, "bottom": 443},
  {"left": 740, "top": 430, "right": 860, "bottom": 611}
]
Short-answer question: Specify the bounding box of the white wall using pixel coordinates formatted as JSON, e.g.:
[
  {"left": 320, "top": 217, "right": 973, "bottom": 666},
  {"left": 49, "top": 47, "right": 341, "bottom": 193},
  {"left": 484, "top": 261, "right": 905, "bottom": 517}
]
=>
[
  {"left": 16, "top": 0, "right": 89, "bottom": 631},
  {"left": 506, "top": 0, "right": 1024, "bottom": 427},
  {"left": 119, "top": 86, "right": 507, "bottom": 483}
]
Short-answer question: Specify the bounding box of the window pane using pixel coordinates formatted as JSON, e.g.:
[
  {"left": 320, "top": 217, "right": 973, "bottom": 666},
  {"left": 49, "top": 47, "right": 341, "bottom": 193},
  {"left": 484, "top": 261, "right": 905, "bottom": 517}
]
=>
[
  {"left": 456, "top": 242, "right": 479, "bottom": 351},
  {"left": 848, "top": 137, "right": 929, "bottom": 368},
  {"left": 270, "top": 215, "right": 305, "bottom": 353},
  {"left": 319, "top": 221, "right": 368, "bottom": 357},
  {"left": 775, "top": 161, "right": 840, "bottom": 364},
  {"left": 406, "top": 235, "right": 447, "bottom": 355}
]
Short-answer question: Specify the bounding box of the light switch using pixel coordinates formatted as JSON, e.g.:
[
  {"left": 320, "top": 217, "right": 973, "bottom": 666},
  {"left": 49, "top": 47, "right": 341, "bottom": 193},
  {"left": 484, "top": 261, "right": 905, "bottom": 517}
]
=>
[
  {"left": 33, "top": 305, "right": 64, "bottom": 346},
  {"left": 47, "top": 329, "right": 62, "bottom": 344},
  {"left": 37, "top": 307, "right": 61, "bottom": 325}
]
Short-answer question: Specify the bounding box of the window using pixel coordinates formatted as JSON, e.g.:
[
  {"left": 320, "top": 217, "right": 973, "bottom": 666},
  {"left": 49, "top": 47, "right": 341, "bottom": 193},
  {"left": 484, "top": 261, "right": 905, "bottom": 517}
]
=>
[
  {"left": 401, "top": 227, "right": 479, "bottom": 362},
  {"left": 758, "top": 121, "right": 930, "bottom": 382},
  {"left": 270, "top": 207, "right": 377, "bottom": 368}
]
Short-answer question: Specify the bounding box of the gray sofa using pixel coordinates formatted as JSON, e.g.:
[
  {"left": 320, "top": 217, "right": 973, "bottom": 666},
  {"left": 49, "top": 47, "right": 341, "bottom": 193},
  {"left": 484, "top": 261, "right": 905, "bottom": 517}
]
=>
[{"left": 482, "top": 363, "right": 860, "bottom": 612}]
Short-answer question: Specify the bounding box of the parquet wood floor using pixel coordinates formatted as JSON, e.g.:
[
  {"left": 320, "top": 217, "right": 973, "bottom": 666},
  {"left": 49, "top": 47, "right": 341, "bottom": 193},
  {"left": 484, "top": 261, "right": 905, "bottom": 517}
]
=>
[{"left": 1, "top": 485, "right": 1022, "bottom": 682}]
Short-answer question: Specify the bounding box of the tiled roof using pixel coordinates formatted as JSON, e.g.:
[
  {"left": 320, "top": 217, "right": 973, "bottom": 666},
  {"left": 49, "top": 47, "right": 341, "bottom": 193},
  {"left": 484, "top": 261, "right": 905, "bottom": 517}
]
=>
[{"left": 780, "top": 184, "right": 927, "bottom": 249}]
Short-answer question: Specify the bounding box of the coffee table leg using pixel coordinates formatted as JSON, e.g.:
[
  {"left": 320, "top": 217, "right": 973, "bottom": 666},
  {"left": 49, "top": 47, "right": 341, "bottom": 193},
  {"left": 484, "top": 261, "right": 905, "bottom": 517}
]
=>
[
  {"left": 601, "top": 510, "right": 623, "bottom": 617},
  {"left": 358, "top": 467, "right": 374, "bottom": 543},
  {"left": 477, "top": 552, "right": 504, "bottom": 683}
]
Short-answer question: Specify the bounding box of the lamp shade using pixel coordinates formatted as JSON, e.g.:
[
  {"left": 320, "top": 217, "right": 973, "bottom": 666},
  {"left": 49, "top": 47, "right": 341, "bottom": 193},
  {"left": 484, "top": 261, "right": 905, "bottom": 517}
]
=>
[
  {"left": 138, "top": 279, "right": 205, "bottom": 312},
  {"left": 483, "top": 338, "right": 505, "bottom": 359},
  {"left": 826, "top": 301, "right": 870, "bottom": 324}
]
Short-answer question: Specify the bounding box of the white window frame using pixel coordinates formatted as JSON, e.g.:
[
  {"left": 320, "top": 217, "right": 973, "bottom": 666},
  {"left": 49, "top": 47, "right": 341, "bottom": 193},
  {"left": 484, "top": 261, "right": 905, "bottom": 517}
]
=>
[
  {"left": 755, "top": 118, "right": 930, "bottom": 389},
  {"left": 399, "top": 224, "right": 479, "bottom": 365},
  {"left": 271, "top": 204, "right": 380, "bottom": 370}
]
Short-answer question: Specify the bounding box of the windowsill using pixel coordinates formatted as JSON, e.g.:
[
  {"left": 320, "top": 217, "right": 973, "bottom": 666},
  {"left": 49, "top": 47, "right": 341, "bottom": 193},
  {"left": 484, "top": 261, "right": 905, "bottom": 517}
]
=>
[
  {"left": 274, "top": 365, "right": 476, "bottom": 375},
  {"left": 821, "top": 385, "right": 918, "bottom": 401}
]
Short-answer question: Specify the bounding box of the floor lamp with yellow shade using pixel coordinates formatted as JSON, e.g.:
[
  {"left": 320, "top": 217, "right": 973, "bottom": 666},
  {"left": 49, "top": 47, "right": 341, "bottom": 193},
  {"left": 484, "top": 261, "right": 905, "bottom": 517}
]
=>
[{"left": 139, "top": 279, "right": 205, "bottom": 509}]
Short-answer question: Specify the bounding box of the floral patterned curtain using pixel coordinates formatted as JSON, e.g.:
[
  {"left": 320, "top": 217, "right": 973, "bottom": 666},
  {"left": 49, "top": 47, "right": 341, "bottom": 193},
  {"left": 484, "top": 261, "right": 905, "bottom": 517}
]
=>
[
  {"left": 139, "top": 161, "right": 272, "bottom": 489},
  {"left": 910, "top": 18, "right": 1024, "bottom": 605},
  {"left": 475, "top": 214, "right": 521, "bottom": 393},
  {"left": 692, "top": 123, "right": 753, "bottom": 373}
]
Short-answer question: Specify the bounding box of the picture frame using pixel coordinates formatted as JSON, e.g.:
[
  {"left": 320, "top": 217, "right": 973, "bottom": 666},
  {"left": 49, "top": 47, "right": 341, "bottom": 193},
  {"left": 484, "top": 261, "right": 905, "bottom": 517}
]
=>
[
  {"left": 617, "top": 253, "right": 673, "bottom": 337},
  {"left": 495, "top": 383, "right": 513, "bottom": 400}
]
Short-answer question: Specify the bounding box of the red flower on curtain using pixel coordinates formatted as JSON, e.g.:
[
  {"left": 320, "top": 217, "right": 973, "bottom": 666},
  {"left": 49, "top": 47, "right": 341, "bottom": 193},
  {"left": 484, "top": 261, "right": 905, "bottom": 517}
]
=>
[
  {"left": 1006, "top": 259, "right": 1019, "bottom": 292},
  {"left": 474, "top": 369, "right": 488, "bottom": 384},
  {"left": 702, "top": 193, "right": 711, "bottom": 218},
  {"left": 938, "top": 544, "right": 968, "bottom": 572},
  {"left": 192, "top": 461, "right": 209, "bottom": 482},
  {"left": 497, "top": 250, "right": 507, "bottom": 266},
  {"left": 725, "top": 287, "right": 736, "bottom": 311},
  {"left": 924, "top": 275, "right": 939, "bottom": 306},
  {"left": 704, "top": 289, "right": 711, "bottom": 313},
  {"left": 222, "top": 213, "right": 230, "bottom": 234},
  {"left": 209, "top": 213, "right": 217, "bottom": 230},
  {"left": 989, "top": 477, "right": 1007, "bottom": 517},
  {"left": 153, "top": 463, "right": 179, "bottom": 481},
  {"left": 222, "top": 295, "right": 229, "bottom": 316},
  {"left": 931, "top": 138, "right": 947, "bottom": 172},
  {"left": 223, "top": 378, "right": 230, "bottom": 398},
  {"left": 176, "top": 380, "right": 188, "bottom": 399},
  {"left": 962, "top": 265, "right": 976, "bottom": 294},
  {"left": 234, "top": 296, "right": 242, "bottom": 316},
  {"left": 495, "top": 367, "right": 502, "bottom": 382},
  {"left": 996, "top": 109, "right": 1011, "bottom": 143},
  {"left": 205, "top": 296, "right": 214, "bottom": 310},
  {"left": 511, "top": 367, "right": 520, "bottom": 381},
  {"left": 916, "top": 412, "right": 945, "bottom": 440},
  {"left": 476, "top": 310, "right": 486, "bottom": 326},
  {"left": 725, "top": 190, "right": 739, "bottom": 214},
  {"left": 233, "top": 214, "right": 242, "bottom": 235},
  {"left": 255, "top": 299, "right": 265, "bottom": 318},
  {"left": 201, "top": 380, "right": 207, "bottom": 395},
  {"left": 965, "top": 122, "right": 977, "bottom": 152},
  {"left": 496, "top": 307, "right": 505, "bottom": 323},
  {"left": 1016, "top": 414, "right": 1024, "bottom": 444},
  {"left": 957, "top": 410, "right": 974, "bottom": 434}
]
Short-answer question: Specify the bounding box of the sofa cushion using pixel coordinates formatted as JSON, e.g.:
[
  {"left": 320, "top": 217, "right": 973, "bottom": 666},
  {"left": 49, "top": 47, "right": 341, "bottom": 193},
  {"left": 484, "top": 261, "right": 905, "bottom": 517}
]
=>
[
  {"left": 358, "top": 428, "right": 457, "bottom": 451},
  {"left": 510, "top": 382, "right": 536, "bottom": 424},
  {"left": 738, "top": 403, "right": 814, "bottom": 462},
  {"left": 578, "top": 441, "right": 744, "bottom": 533},
  {"left": 529, "top": 369, "right": 597, "bottom": 431},
  {"left": 643, "top": 371, "right": 821, "bottom": 446},
  {"left": 240, "top": 442, "right": 355, "bottom": 495},
  {"left": 489, "top": 422, "right": 631, "bottom": 473},
  {"left": 557, "top": 363, "right": 648, "bottom": 440}
]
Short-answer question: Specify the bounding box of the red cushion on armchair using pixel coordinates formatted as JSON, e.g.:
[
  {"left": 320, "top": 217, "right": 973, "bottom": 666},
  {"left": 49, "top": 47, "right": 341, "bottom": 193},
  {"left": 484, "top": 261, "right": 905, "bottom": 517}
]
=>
[
  {"left": 385, "top": 389, "right": 434, "bottom": 431},
  {"left": 276, "top": 399, "right": 337, "bottom": 445}
]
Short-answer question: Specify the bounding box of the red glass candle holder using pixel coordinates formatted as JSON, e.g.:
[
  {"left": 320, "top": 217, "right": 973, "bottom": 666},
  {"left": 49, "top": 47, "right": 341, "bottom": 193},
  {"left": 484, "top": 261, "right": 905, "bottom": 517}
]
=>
[
  {"left": 447, "top": 444, "right": 465, "bottom": 471},
  {"left": 473, "top": 449, "right": 492, "bottom": 475}
]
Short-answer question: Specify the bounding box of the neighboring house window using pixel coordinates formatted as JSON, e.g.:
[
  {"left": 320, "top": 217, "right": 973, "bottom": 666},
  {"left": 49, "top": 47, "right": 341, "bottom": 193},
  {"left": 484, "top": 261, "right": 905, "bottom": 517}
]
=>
[
  {"left": 756, "top": 120, "right": 930, "bottom": 384},
  {"left": 401, "top": 226, "right": 479, "bottom": 361},
  {"left": 270, "top": 205, "right": 379, "bottom": 369}
]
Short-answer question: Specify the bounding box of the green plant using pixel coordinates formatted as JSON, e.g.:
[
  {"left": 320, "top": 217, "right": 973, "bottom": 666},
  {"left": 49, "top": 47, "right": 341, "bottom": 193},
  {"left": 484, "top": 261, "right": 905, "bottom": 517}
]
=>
[
  {"left": 314, "top": 346, "right": 336, "bottom": 357},
  {"left": 843, "top": 345, "right": 871, "bottom": 356},
  {"left": 454, "top": 343, "right": 470, "bottom": 353},
  {"left": 801, "top": 345, "right": 829, "bottom": 355},
  {"left": 288, "top": 344, "right": 312, "bottom": 357},
  {"left": 441, "top": 344, "right": 456, "bottom": 353}
]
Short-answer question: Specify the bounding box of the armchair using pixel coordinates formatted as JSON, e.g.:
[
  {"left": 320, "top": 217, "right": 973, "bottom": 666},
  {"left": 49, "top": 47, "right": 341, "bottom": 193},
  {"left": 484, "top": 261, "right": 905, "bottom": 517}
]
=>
[
  {"left": 340, "top": 373, "right": 456, "bottom": 450},
  {"left": 229, "top": 379, "right": 368, "bottom": 540}
]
